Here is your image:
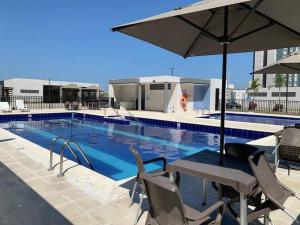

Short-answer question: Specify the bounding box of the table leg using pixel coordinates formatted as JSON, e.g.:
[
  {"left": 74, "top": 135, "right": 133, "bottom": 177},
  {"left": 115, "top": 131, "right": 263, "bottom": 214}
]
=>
[
  {"left": 202, "top": 178, "right": 207, "bottom": 205},
  {"left": 169, "top": 172, "right": 175, "bottom": 183},
  {"left": 240, "top": 193, "right": 248, "bottom": 225}
]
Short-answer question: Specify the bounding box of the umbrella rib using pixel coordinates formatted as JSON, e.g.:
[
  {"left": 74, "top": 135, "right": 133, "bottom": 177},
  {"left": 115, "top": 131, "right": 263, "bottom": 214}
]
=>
[
  {"left": 230, "top": 21, "right": 274, "bottom": 42},
  {"left": 176, "top": 15, "right": 219, "bottom": 43},
  {"left": 240, "top": 3, "right": 300, "bottom": 37},
  {"left": 183, "top": 8, "right": 221, "bottom": 58},
  {"left": 281, "top": 64, "right": 300, "bottom": 73},
  {"left": 229, "top": 0, "right": 264, "bottom": 39}
]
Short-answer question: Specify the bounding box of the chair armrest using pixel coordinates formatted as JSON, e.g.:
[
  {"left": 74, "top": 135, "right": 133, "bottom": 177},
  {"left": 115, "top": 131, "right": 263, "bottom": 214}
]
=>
[
  {"left": 272, "top": 144, "right": 279, "bottom": 154},
  {"left": 185, "top": 201, "right": 224, "bottom": 222},
  {"left": 143, "top": 157, "right": 167, "bottom": 171}
]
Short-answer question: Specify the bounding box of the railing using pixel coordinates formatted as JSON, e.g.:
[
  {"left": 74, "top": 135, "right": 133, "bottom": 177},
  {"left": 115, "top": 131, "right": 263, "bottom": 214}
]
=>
[
  {"left": 48, "top": 136, "right": 94, "bottom": 176},
  {"left": 0, "top": 95, "right": 111, "bottom": 110},
  {"left": 59, "top": 140, "right": 94, "bottom": 176},
  {"left": 112, "top": 101, "right": 139, "bottom": 122},
  {"left": 224, "top": 99, "right": 300, "bottom": 115}
]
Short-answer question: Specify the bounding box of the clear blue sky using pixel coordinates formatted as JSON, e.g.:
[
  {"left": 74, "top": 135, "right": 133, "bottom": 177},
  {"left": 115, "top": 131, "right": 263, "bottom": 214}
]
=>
[{"left": 0, "top": 0, "right": 253, "bottom": 91}]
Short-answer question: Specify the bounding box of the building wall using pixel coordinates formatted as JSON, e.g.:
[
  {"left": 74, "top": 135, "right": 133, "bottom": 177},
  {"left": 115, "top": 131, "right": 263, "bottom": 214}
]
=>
[
  {"left": 253, "top": 47, "right": 300, "bottom": 100},
  {"left": 3, "top": 78, "right": 99, "bottom": 97}
]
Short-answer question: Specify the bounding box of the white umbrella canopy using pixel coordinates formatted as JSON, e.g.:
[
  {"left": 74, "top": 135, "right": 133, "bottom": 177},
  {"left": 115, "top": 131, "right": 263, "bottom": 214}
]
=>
[
  {"left": 252, "top": 51, "right": 300, "bottom": 74},
  {"left": 252, "top": 51, "right": 300, "bottom": 113},
  {"left": 112, "top": 0, "right": 300, "bottom": 57},
  {"left": 112, "top": 0, "right": 300, "bottom": 164}
]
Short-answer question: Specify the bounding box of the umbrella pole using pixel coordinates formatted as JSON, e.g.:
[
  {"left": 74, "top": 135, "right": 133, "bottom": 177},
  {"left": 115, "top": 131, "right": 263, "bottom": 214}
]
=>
[
  {"left": 219, "top": 6, "right": 229, "bottom": 165},
  {"left": 286, "top": 74, "right": 289, "bottom": 113}
]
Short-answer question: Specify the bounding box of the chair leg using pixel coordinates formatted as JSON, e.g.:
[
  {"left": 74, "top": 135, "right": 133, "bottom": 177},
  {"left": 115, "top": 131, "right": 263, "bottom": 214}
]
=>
[
  {"left": 264, "top": 213, "right": 274, "bottom": 225},
  {"left": 284, "top": 208, "right": 299, "bottom": 224},
  {"left": 202, "top": 178, "right": 207, "bottom": 205},
  {"left": 134, "top": 190, "right": 145, "bottom": 225},
  {"left": 129, "top": 181, "right": 138, "bottom": 207}
]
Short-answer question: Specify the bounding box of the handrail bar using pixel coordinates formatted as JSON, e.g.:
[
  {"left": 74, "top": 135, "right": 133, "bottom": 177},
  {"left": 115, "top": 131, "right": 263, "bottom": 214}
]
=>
[
  {"left": 119, "top": 102, "right": 139, "bottom": 122},
  {"left": 49, "top": 136, "right": 81, "bottom": 171},
  {"left": 58, "top": 140, "right": 94, "bottom": 176}
]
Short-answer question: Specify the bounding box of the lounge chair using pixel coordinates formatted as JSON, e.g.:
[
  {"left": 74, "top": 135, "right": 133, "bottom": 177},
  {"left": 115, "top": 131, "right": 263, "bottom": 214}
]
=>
[
  {"left": 0, "top": 102, "right": 12, "bottom": 113},
  {"left": 273, "top": 127, "right": 300, "bottom": 175},
  {"left": 140, "top": 172, "right": 225, "bottom": 225},
  {"left": 273, "top": 104, "right": 283, "bottom": 112},
  {"left": 16, "top": 100, "right": 30, "bottom": 112},
  {"left": 249, "top": 151, "right": 300, "bottom": 224},
  {"left": 212, "top": 143, "right": 264, "bottom": 223},
  {"left": 129, "top": 146, "right": 180, "bottom": 225}
]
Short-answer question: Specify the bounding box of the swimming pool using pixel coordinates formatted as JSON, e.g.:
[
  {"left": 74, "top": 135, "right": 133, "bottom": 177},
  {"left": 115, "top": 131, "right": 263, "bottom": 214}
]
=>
[
  {"left": 0, "top": 113, "right": 251, "bottom": 180},
  {"left": 205, "top": 113, "right": 300, "bottom": 126}
]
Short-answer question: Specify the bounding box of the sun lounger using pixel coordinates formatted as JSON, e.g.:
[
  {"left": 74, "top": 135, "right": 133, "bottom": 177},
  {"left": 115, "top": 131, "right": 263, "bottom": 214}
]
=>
[
  {"left": 249, "top": 151, "right": 300, "bottom": 224},
  {"left": 140, "top": 172, "right": 224, "bottom": 225},
  {"left": 16, "top": 100, "right": 30, "bottom": 112},
  {"left": 0, "top": 102, "right": 12, "bottom": 113}
]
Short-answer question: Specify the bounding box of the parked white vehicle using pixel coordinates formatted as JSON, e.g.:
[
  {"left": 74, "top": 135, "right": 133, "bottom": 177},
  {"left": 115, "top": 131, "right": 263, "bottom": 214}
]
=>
[
  {"left": 16, "top": 100, "right": 30, "bottom": 112},
  {"left": 0, "top": 102, "right": 12, "bottom": 113}
]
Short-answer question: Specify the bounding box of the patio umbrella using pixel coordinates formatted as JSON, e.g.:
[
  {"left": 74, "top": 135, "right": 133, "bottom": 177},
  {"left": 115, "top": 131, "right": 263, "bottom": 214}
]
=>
[
  {"left": 112, "top": 0, "right": 300, "bottom": 164},
  {"left": 252, "top": 51, "right": 300, "bottom": 112}
]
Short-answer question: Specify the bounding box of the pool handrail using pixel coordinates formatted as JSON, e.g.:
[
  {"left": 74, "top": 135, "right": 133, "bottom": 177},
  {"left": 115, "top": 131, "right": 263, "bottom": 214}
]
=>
[
  {"left": 58, "top": 140, "right": 94, "bottom": 177},
  {"left": 49, "top": 136, "right": 82, "bottom": 171}
]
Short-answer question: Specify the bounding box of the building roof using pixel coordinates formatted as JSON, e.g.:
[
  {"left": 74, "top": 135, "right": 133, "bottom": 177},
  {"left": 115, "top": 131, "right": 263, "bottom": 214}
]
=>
[{"left": 109, "top": 76, "right": 210, "bottom": 85}]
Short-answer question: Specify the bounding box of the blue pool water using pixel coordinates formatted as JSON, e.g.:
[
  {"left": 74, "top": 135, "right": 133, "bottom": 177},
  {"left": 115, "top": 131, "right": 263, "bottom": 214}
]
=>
[
  {"left": 206, "top": 113, "right": 300, "bottom": 126},
  {"left": 0, "top": 116, "right": 250, "bottom": 180}
]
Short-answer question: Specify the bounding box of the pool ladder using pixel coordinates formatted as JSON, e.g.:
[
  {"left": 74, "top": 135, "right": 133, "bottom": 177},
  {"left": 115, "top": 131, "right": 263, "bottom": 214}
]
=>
[{"left": 48, "top": 136, "right": 94, "bottom": 177}]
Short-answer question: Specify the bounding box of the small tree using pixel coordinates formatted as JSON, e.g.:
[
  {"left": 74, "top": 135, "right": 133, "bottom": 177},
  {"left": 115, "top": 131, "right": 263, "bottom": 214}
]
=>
[
  {"left": 268, "top": 74, "right": 286, "bottom": 105},
  {"left": 246, "top": 78, "right": 261, "bottom": 102}
]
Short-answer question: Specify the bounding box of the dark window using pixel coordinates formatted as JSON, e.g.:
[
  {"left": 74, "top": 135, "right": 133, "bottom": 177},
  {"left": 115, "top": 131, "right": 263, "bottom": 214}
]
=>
[
  {"left": 43, "top": 85, "right": 60, "bottom": 103},
  {"left": 271, "top": 92, "right": 296, "bottom": 97},
  {"left": 248, "top": 92, "right": 267, "bottom": 97},
  {"left": 20, "top": 89, "right": 39, "bottom": 94},
  {"left": 150, "top": 83, "right": 171, "bottom": 90}
]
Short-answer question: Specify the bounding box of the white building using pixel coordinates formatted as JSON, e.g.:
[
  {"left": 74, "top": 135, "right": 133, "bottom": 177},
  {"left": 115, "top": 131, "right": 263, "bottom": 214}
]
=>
[
  {"left": 253, "top": 47, "right": 300, "bottom": 100},
  {"left": 109, "top": 76, "right": 228, "bottom": 113},
  {"left": 0, "top": 78, "right": 100, "bottom": 103}
]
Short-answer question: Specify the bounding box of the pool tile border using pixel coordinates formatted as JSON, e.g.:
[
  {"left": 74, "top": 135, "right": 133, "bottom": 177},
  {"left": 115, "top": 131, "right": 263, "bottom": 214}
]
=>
[{"left": 0, "top": 112, "right": 272, "bottom": 140}]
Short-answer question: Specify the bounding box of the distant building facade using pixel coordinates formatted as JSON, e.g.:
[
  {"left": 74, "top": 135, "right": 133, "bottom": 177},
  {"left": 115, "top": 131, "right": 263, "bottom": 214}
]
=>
[
  {"left": 252, "top": 47, "right": 300, "bottom": 100},
  {"left": 109, "top": 75, "right": 233, "bottom": 113},
  {"left": 0, "top": 78, "right": 100, "bottom": 103}
]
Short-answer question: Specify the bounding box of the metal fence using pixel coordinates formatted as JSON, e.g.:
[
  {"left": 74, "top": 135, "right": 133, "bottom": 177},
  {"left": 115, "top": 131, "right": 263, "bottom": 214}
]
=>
[
  {"left": 0, "top": 95, "right": 111, "bottom": 110},
  {"left": 225, "top": 99, "right": 300, "bottom": 115}
]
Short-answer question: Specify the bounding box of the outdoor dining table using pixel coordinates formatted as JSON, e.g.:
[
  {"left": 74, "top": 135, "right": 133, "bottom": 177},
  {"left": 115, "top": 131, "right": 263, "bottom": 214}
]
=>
[{"left": 166, "top": 150, "right": 258, "bottom": 225}]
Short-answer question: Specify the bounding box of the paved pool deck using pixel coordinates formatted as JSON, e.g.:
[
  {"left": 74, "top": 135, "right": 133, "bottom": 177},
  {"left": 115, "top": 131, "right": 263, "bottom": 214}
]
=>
[{"left": 0, "top": 109, "right": 299, "bottom": 224}]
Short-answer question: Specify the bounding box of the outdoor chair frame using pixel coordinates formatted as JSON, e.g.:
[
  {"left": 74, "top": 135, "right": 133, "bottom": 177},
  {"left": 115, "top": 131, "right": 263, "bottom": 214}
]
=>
[
  {"left": 129, "top": 146, "right": 180, "bottom": 225},
  {"left": 273, "top": 127, "right": 300, "bottom": 175},
  {"left": 140, "top": 172, "right": 225, "bottom": 225},
  {"left": 249, "top": 151, "right": 300, "bottom": 224}
]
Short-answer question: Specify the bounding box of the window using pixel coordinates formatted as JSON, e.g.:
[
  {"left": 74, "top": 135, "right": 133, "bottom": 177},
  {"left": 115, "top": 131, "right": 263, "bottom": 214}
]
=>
[
  {"left": 262, "top": 50, "right": 268, "bottom": 88},
  {"left": 20, "top": 89, "right": 39, "bottom": 94},
  {"left": 150, "top": 83, "right": 171, "bottom": 90},
  {"left": 271, "top": 92, "right": 296, "bottom": 97},
  {"left": 248, "top": 92, "right": 267, "bottom": 97}
]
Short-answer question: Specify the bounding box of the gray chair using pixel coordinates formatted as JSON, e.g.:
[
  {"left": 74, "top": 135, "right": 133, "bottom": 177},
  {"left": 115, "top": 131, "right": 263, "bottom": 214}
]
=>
[
  {"left": 212, "top": 143, "right": 264, "bottom": 223},
  {"left": 249, "top": 151, "right": 300, "bottom": 224},
  {"left": 273, "top": 127, "right": 300, "bottom": 175},
  {"left": 140, "top": 172, "right": 225, "bottom": 225},
  {"left": 129, "top": 146, "right": 180, "bottom": 225}
]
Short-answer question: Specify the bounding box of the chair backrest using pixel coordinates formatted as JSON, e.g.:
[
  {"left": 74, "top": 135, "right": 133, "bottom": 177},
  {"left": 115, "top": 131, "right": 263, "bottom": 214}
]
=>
[
  {"left": 129, "top": 146, "right": 145, "bottom": 174},
  {"left": 279, "top": 128, "right": 300, "bottom": 162},
  {"left": 0, "top": 102, "right": 10, "bottom": 110},
  {"left": 248, "top": 151, "right": 286, "bottom": 209},
  {"left": 140, "top": 172, "right": 187, "bottom": 225},
  {"left": 16, "top": 100, "right": 24, "bottom": 108},
  {"left": 225, "top": 143, "right": 258, "bottom": 160}
]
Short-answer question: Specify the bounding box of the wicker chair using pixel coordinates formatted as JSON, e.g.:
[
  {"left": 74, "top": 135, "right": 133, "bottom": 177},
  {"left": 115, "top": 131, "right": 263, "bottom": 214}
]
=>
[
  {"left": 141, "top": 172, "right": 224, "bottom": 225},
  {"left": 273, "top": 127, "right": 300, "bottom": 175}
]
